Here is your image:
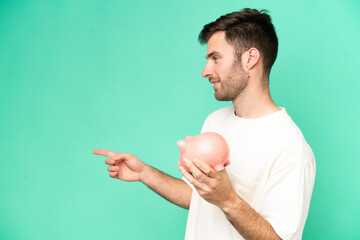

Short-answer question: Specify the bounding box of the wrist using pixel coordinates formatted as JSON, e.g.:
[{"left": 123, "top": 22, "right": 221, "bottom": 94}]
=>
[
  {"left": 220, "top": 191, "right": 241, "bottom": 214},
  {"left": 139, "top": 164, "right": 150, "bottom": 183}
]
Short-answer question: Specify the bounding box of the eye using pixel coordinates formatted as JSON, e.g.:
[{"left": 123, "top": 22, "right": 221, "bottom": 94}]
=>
[{"left": 213, "top": 56, "right": 219, "bottom": 63}]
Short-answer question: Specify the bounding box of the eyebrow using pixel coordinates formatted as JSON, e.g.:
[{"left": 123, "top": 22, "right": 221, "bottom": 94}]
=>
[{"left": 205, "top": 51, "right": 222, "bottom": 59}]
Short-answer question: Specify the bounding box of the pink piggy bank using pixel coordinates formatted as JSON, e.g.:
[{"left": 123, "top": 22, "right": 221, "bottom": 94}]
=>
[{"left": 177, "top": 132, "right": 230, "bottom": 172}]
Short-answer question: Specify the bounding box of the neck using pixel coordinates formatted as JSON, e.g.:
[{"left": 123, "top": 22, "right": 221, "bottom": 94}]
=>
[{"left": 232, "top": 81, "right": 280, "bottom": 119}]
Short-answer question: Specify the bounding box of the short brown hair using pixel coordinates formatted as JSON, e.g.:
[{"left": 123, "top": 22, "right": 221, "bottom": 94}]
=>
[{"left": 199, "top": 8, "right": 278, "bottom": 77}]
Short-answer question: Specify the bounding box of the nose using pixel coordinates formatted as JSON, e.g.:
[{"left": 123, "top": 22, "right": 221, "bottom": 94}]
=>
[{"left": 201, "top": 62, "right": 213, "bottom": 78}]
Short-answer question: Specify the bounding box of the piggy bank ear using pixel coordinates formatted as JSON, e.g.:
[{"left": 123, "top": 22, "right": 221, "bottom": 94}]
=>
[
  {"left": 185, "top": 135, "right": 194, "bottom": 142},
  {"left": 224, "top": 161, "right": 231, "bottom": 167},
  {"left": 177, "top": 140, "right": 186, "bottom": 152}
]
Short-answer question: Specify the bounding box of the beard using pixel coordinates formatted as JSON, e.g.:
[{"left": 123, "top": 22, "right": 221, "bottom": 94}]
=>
[{"left": 213, "top": 64, "right": 248, "bottom": 101}]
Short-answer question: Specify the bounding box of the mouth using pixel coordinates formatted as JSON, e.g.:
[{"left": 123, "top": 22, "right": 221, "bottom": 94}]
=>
[
  {"left": 209, "top": 79, "right": 219, "bottom": 84},
  {"left": 211, "top": 81, "right": 220, "bottom": 90}
]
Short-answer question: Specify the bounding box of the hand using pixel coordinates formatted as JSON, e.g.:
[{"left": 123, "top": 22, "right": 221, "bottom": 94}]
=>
[
  {"left": 93, "top": 149, "right": 145, "bottom": 182},
  {"left": 179, "top": 159, "right": 237, "bottom": 209}
]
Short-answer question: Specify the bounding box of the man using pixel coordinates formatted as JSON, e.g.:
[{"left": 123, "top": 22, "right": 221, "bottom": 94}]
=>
[{"left": 93, "top": 8, "right": 316, "bottom": 240}]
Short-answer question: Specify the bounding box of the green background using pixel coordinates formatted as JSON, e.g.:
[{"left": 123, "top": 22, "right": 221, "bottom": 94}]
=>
[{"left": 1, "top": 0, "right": 359, "bottom": 239}]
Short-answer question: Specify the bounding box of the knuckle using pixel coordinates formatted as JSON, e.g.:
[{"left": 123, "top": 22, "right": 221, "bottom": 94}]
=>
[
  {"left": 209, "top": 183, "right": 216, "bottom": 189},
  {"left": 116, "top": 153, "right": 132, "bottom": 160},
  {"left": 198, "top": 172, "right": 206, "bottom": 178},
  {"left": 189, "top": 177, "right": 197, "bottom": 185},
  {"left": 205, "top": 186, "right": 212, "bottom": 192},
  {"left": 197, "top": 174, "right": 204, "bottom": 180}
]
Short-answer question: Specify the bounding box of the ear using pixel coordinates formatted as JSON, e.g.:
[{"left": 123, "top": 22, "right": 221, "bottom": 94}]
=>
[
  {"left": 177, "top": 140, "right": 186, "bottom": 152},
  {"left": 185, "top": 135, "right": 194, "bottom": 142},
  {"left": 243, "top": 47, "right": 260, "bottom": 71}
]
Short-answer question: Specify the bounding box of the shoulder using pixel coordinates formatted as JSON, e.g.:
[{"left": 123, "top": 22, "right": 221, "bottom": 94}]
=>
[
  {"left": 270, "top": 110, "right": 316, "bottom": 172},
  {"left": 274, "top": 110, "right": 310, "bottom": 150},
  {"left": 200, "top": 105, "right": 234, "bottom": 133},
  {"left": 204, "top": 105, "right": 234, "bottom": 122}
]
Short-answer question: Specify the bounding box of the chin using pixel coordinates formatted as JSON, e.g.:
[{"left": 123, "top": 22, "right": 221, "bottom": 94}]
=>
[{"left": 214, "top": 93, "right": 232, "bottom": 102}]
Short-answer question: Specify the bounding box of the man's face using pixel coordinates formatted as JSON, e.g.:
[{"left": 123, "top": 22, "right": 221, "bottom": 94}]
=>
[{"left": 202, "top": 31, "right": 248, "bottom": 101}]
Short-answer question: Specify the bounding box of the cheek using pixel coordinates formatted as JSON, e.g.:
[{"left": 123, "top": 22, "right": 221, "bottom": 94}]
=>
[
  {"left": 218, "top": 70, "right": 232, "bottom": 82},
  {"left": 215, "top": 69, "right": 226, "bottom": 80},
  {"left": 218, "top": 64, "right": 233, "bottom": 77}
]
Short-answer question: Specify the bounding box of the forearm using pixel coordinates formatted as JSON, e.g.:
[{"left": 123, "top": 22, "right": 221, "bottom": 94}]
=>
[
  {"left": 221, "top": 193, "right": 281, "bottom": 240},
  {"left": 140, "top": 164, "right": 192, "bottom": 209}
]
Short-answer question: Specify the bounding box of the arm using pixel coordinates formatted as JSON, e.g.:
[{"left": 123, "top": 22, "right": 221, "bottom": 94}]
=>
[
  {"left": 180, "top": 159, "right": 281, "bottom": 240},
  {"left": 140, "top": 164, "right": 192, "bottom": 209},
  {"left": 221, "top": 193, "right": 281, "bottom": 240},
  {"left": 93, "top": 149, "right": 192, "bottom": 209}
]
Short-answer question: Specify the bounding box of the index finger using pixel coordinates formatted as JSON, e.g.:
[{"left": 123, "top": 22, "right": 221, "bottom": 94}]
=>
[
  {"left": 93, "top": 149, "right": 118, "bottom": 158},
  {"left": 193, "top": 159, "right": 217, "bottom": 177}
]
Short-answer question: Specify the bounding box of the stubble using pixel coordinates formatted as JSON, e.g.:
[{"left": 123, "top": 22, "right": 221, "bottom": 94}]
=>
[{"left": 214, "top": 63, "right": 248, "bottom": 101}]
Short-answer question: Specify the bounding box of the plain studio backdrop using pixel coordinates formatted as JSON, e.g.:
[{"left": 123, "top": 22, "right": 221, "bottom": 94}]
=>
[{"left": 0, "top": 0, "right": 359, "bottom": 239}]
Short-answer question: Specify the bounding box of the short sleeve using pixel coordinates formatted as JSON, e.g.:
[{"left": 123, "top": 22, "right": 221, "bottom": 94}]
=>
[
  {"left": 260, "top": 161, "right": 315, "bottom": 240},
  {"left": 200, "top": 116, "right": 210, "bottom": 133}
]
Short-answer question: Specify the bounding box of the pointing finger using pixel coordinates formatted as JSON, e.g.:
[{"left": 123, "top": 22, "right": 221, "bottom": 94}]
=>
[{"left": 93, "top": 149, "right": 118, "bottom": 158}]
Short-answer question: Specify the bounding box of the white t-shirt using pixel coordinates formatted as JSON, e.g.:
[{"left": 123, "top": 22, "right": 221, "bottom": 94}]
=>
[{"left": 184, "top": 106, "right": 316, "bottom": 240}]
